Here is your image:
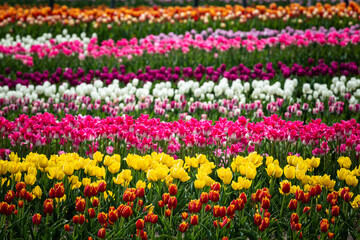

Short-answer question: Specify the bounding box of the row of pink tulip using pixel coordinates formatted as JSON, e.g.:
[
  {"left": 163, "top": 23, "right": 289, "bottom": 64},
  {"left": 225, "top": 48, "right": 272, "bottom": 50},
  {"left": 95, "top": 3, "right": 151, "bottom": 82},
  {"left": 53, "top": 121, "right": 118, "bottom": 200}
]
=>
[
  {"left": 0, "top": 113, "right": 359, "bottom": 160},
  {"left": 2, "top": 30, "right": 360, "bottom": 67}
]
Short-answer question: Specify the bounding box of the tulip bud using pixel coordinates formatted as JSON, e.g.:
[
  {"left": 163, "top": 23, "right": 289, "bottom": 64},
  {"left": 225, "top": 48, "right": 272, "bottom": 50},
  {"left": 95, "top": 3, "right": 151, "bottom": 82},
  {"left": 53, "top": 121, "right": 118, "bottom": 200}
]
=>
[
  {"left": 136, "top": 219, "right": 145, "bottom": 230},
  {"left": 331, "top": 205, "right": 340, "bottom": 217},
  {"left": 291, "top": 213, "right": 299, "bottom": 223},
  {"left": 169, "top": 184, "right": 178, "bottom": 196},
  {"left": 200, "top": 192, "right": 209, "bottom": 204},
  {"left": 165, "top": 209, "right": 171, "bottom": 217},
  {"left": 182, "top": 212, "right": 188, "bottom": 220},
  {"left": 97, "top": 228, "right": 106, "bottom": 239},
  {"left": 109, "top": 210, "right": 118, "bottom": 223},
  {"left": 97, "top": 212, "right": 107, "bottom": 224},
  {"left": 121, "top": 206, "right": 132, "bottom": 218},
  {"left": 73, "top": 215, "right": 79, "bottom": 224},
  {"left": 150, "top": 214, "right": 158, "bottom": 224},
  {"left": 316, "top": 204, "right": 322, "bottom": 212},
  {"left": 88, "top": 208, "right": 96, "bottom": 218},
  {"left": 227, "top": 204, "right": 236, "bottom": 216},
  {"left": 78, "top": 214, "right": 85, "bottom": 225},
  {"left": 162, "top": 193, "right": 170, "bottom": 204},
  {"left": 261, "top": 197, "right": 270, "bottom": 210},
  {"left": 136, "top": 188, "right": 145, "bottom": 198},
  {"left": 303, "top": 206, "right": 310, "bottom": 214},
  {"left": 288, "top": 199, "right": 297, "bottom": 210},
  {"left": 98, "top": 182, "right": 107, "bottom": 193},
  {"left": 211, "top": 182, "right": 221, "bottom": 191},
  {"left": 190, "top": 215, "right": 199, "bottom": 225},
  {"left": 158, "top": 200, "right": 164, "bottom": 208},
  {"left": 320, "top": 219, "right": 329, "bottom": 233},
  {"left": 64, "top": 224, "right": 70, "bottom": 231},
  {"left": 32, "top": 213, "right": 42, "bottom": 225},
  {"left": 92, "top": 197, "right": 99, "bottom": 207},
  {"left": 239, "top": 192, "right": 247, "bottom": 204},
  {"left": 179, "top": 221, "right": 188, "bottom": 232},
  {"left": 205, "top": 204, "right": 212, "bottom": 212},
  {"left": 209, "top": 190, "right": 220, "bottom": 203},
  {"left": 76, "top": 198, "right": 86, "bottom": 212},
  {"left": 254, "top": 213, "right": 262, "bottom": 226},
  {"left": 168, "top": 196, "right": 177, "bottom": 210}
]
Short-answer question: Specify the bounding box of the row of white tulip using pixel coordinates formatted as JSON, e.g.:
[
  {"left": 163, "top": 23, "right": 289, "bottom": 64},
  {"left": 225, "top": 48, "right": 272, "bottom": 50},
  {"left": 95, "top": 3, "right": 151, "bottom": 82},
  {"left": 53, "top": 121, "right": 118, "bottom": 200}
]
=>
[{"left": 0, "top": 76, "right": 359, "bottom": 106}]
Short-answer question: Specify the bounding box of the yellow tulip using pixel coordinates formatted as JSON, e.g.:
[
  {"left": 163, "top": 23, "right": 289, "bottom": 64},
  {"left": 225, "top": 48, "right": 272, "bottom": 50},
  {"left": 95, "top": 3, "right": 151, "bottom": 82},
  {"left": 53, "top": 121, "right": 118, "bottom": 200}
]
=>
[
  {"left": 9, "top": 152, "right": 19, "bottom": 162},
  {"left": 308, "top": 156, "right": 320, "bottom": 168},
  {"left": 295, "top": 170, "right": 306, "bottom": 181},
  {"left": 337, "top": 156, "right": 352, "bottom": 169},
  {"left": 113, "top": 174, "right": 125, "bottom": 185},
  {"left": 93, "top": 151, "right": 103, "bottom": 162},
  {"left": 216, "top": 167, "right": 233, "bottom": 185},
  {"left": 284, "top": 165, "right": 295, "bottom": 179},
  {"left": 108, "top": 162, "right": 120, "bottom": 174},
  {"left": 56, "top": 170, "right": 65, "bottom": 181},
  {"left": 14, "top": 172, "right": 22, "bottom": 182},
  {"left": 245, "top": 165, "right": 256, "bottom": 180},
  {"left": 38, "top": 155, "right": 49, "bottom": 169},
  {"left": 170, "top": 167, "right": 190, "bottom": 182},
  {"left": 194, "top": 179, "right": 206, "bottom": 189},
  {"left": 63, "top": 162, "right": 74, "bottom": 176},
  {"left": 165, "top": 175, "right": 173, "bottom": 186},
  {"left": 242, "top": 178, "right": 252, "bottom": 189},
  {"left": 196, "top": 154, "right": 207, "bottom": 164},
  {"left": 32, "top": 186, "right": 42, "bottom": 199},
  {"left": 136, "top": 180, "right": 146, "bottom": 189},
  {"left": 120, "top": 169, "right": 132, "bottom": 182},
  {"left": 47, "top": 167, "right": 57, "bottom": 179},
  {"left": 147, "top": 169, "right": 158, "bottom": 182},
  {"left": 346, "top": 175, "right": 358, "bottom": 187},
  {"left": 103, "top": 155, "right": 114, "bottom": 167},
  {"left": 24, "top": 174, "right": 36, "bottom": 185},
  {"left": 337, "top": 168, "right": 350, "bottom": 181},
  {"left": 0, "top": 160, "right": 7, "bottom": 175},
  {"left": 185, "top": 157, "right": 199, "bottom": 169},
  {"left": 82, "top": 178, "right": 91, "bottom": 186},
  {"left": 231, "top": 181, "right": 241, "bottom": 190},
  {"left": 8, "top": 162, "right": 19, "bottom": 174},
  {"left": 68, "top": 175, "right": 79, "bottom": 185}
]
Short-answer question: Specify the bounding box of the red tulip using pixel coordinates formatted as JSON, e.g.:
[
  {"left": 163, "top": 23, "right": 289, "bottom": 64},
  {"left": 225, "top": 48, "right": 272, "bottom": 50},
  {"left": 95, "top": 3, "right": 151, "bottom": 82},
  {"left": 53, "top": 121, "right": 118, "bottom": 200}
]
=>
[{"left": 32, "top": 213, "right": 42, "bottom": 225}]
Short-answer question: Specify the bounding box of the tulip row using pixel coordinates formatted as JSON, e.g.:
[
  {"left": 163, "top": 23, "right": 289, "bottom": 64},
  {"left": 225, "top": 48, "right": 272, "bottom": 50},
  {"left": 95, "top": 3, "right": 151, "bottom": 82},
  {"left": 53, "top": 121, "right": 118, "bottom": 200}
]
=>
[
  {"left": 1, "top": 75, "right": 359, "bottom": 121},
  {"left": 1, "top": 3, "right": 359, "bottom": 41},
  {"left": 0, "top": 151, "right": 359, "bottom": 239},
  {"left": 4, "top": 0, "right": 357, "bottom": 8},
  {"left": 1, "top": 59, "right": 359, "bottom": 89},
  {"left": 1, "top": 113, "right": 360, "bottom": 163},
  {"left": 2, "top": 30, "right": 360, "bottom": 68}
]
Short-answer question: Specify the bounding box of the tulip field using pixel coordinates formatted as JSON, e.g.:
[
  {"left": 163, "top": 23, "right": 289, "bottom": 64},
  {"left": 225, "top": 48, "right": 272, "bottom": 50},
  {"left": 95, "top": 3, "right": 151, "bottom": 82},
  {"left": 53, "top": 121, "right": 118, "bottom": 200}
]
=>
[{"left": 1, "top": 1, "right": 360, "bottom": 240}]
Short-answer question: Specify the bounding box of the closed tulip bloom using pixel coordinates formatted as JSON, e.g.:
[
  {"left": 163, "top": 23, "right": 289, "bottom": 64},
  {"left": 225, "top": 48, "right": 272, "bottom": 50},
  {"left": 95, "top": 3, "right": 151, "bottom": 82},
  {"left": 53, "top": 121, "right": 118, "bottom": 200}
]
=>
[
  {"left": 97, "top": 212, "right": 107, "bottom": 224},
  {"left": 254, "top": 213, "right": 262, "bottom": 226},
  {"left": 179, "top": 221, "right": 188, "bottom": 232},
  {"left": 136, "top": 219, "right": 145, "bottom": 230},
  {"left": 169, "top": 184, "right": 178, "bottom": 196},
  {"left": 190, "top": 215, "right": 199, "bottom": 225},
  {"left": 288, "top": 199, "right": 297, "bottom": 210},
  {"left": 200, "top": 192, "right": 209, "bottom": 204},
  {"left": 97, "top": 228, "right": 106, "bottom": 239},
  {"left": 32, "top": 213, "right": 42, "bottom": 225},
  {"left": 331, "top": 205, "right": 340, "bottom": 217},
  {"left": 261, "top": 197, "right": 270, "bottom": 210},
  {"left": 320, "top": 219, "right": 329, "bottom": 233}
]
